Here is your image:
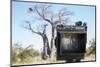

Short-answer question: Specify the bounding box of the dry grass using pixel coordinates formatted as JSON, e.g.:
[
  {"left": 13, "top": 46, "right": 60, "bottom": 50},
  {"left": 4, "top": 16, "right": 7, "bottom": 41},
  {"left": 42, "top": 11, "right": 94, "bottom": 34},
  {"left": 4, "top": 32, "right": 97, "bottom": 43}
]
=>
[
  {"left": 12, "top": 55, "right": 96, "bottom": 66},
  {"left": 12, "top": 56, "right": 65, "bottom": 66},
  {"left": 81, "top": 54, "right": 95, "bottom": 61}
]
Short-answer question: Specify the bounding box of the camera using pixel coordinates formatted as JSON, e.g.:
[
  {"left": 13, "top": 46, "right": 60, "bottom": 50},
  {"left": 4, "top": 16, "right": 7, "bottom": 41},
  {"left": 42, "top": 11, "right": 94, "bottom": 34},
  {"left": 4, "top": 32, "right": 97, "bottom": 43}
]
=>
[{"left": 55, "top": 24, "right": 87, "bottom": 62}]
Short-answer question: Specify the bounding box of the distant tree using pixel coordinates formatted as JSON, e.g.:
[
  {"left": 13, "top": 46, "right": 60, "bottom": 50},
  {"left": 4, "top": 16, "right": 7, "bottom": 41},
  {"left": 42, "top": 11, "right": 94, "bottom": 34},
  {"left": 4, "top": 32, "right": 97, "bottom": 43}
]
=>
[
  {"left": 12, "top": 48, "right": 18, "bottom": 63},
  {"left": 86, "top": 39, "right": 96, "bottom": 56},
  {"left": 12, "top": 43, "right": 23, "bottom": 63}
]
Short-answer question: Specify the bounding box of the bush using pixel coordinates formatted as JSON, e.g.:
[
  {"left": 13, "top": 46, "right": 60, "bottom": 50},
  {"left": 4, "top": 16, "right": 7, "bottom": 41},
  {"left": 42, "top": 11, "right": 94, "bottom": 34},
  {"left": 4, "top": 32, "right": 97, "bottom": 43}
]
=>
[
  {"left": 12, "top": 43, "right": 40, "bottom": 63},
  {"left": 86, "top": 39, "right": 96, "bottom": 56}
]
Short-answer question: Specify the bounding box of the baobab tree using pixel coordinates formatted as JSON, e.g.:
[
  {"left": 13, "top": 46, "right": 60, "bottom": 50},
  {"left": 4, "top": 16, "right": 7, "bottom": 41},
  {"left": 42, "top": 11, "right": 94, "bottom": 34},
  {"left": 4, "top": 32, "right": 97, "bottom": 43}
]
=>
[
  {"left": 23, "top": 21, "right": 51, "bottom": 60},
  {"left": 28, "top": 4, "right": 72, "bottom": 57}
]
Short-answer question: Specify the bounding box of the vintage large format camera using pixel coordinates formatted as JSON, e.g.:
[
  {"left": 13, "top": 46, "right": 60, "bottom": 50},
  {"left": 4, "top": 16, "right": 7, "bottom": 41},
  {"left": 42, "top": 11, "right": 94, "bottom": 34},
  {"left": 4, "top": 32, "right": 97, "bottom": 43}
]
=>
[{"left": 55, "top": 24, "right": 87, "bottom": 62}]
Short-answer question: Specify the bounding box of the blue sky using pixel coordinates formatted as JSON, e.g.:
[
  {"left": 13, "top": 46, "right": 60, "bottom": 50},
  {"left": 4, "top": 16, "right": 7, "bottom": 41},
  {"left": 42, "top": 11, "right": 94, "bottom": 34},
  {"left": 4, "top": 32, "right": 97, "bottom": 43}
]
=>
[{"left": 12, "top": 1, "right": 96, "bottom": 52}]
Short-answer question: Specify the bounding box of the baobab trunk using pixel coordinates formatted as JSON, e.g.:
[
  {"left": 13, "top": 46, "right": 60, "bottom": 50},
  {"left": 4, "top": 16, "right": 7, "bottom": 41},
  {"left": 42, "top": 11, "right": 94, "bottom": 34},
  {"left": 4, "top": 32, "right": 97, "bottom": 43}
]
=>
[
  {"left": 42, "top": 34, "right": 51, "bottom": 60},
  {"left": 50, "top": 26, "right": 57, "bottom": 57}
]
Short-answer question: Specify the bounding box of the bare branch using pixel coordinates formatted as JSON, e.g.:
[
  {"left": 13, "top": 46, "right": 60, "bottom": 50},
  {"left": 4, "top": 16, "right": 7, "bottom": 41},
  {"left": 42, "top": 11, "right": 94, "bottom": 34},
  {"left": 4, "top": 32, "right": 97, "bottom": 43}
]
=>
[
  {"left": 52, "top": 8, "right": 72, "bottom": 25},
  {"left": 44, "top": 5, "right": 52, "bottom": 10},
  {"left": 23, "top": 21, "right": 42, "bottom": 36},
  {"left": 31, "top": 5, "right": 53, "bottom": 25},
  {"left": 28, "top": 5, "right": 72, "bottom": 27},
  {"left": 43, "top": 24, "right": 48, "bottom": 34}
]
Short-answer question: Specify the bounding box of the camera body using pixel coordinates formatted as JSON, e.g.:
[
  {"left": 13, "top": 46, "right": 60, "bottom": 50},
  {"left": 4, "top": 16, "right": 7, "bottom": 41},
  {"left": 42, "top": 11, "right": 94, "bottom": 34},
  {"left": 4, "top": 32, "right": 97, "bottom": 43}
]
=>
[{"left": 55, "top": 24, "right": 87, "bottom": 62}]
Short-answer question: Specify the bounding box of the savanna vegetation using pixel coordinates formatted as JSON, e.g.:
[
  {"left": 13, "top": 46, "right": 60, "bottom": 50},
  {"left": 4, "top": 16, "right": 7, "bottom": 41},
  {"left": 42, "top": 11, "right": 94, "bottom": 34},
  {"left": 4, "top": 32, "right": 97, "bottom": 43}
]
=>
[
  {"left": 86, "top": 39, "right": 96, "bottom": 57},
  {"left": 12, "top": 38, "right": 96, "bottom": 65},
  {"left": 12, "top": 43, "right": 40, "bottom": 64}
]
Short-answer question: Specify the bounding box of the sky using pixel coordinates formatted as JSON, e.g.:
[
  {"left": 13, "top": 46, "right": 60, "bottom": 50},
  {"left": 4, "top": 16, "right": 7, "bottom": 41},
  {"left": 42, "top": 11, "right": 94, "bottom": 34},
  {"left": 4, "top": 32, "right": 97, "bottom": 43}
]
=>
[{"left": 12, "top": 1, "right": 96, "bottom": 52}]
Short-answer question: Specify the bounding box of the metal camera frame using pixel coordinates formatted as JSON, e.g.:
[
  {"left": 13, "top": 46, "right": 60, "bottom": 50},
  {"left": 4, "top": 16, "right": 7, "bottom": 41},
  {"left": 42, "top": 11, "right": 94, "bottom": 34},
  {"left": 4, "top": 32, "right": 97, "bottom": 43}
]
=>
[{"left": 56, "top": 24, "right": 87, "bottom": 62}]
